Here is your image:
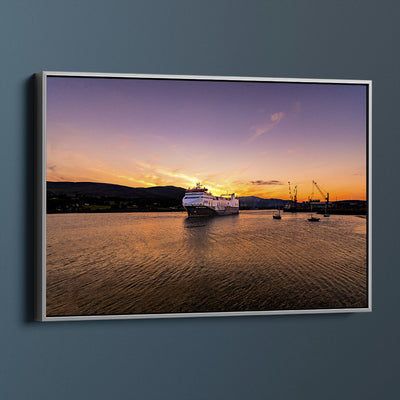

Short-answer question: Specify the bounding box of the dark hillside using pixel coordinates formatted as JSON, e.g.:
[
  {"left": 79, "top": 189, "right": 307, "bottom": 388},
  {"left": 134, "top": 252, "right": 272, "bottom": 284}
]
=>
[
  {"left": 47, "top": 182, "right": 186, "bottom": 199},
  {"left": 46, "top": 182, "right": 187, "bottom": 213}
]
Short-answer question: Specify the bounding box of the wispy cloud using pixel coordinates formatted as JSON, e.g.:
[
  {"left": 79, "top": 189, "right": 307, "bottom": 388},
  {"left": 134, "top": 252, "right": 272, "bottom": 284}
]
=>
[
  {"left": 251, "top": 180, "right": 284, "bottom": 185},
  {"left": 115, "top": 174, "right": 155, "bottom": 187},
  {"left": 249, "top": 112, "right": 285, "bottom": 141},
  {"left": 270, "top": 112, "right": 284, "bottom": 123},
  {"left": 135, "top": 160, "right": 198, "bottom": 184}
]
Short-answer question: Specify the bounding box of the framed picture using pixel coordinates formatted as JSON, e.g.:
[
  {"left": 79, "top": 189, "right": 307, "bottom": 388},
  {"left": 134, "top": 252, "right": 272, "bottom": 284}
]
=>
[{"left": 35, "top": 71, "right": 372, "bottom": 321}]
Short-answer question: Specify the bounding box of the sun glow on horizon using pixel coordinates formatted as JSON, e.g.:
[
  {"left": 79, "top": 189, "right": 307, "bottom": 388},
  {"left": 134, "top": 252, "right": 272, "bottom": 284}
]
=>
[{"left": 46, "top": 165, "right": 367, "bottom": 201}]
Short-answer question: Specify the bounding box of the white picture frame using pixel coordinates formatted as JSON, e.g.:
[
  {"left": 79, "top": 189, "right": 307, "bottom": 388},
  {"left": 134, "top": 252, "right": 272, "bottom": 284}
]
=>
[{"left": 35, "top": 71, "right": 372, "bottom": 321}]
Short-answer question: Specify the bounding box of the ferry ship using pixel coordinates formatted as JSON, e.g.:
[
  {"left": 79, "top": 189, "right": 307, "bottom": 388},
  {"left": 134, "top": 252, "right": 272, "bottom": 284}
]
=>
[{"left": 182, "top": 184, "right": 239, "bottom": 217}]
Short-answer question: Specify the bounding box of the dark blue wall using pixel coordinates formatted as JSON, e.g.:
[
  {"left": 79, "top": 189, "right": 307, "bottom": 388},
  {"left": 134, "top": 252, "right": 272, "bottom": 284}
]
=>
[{"left": 1, "top": 1, "right": 399, "bottom": 399}]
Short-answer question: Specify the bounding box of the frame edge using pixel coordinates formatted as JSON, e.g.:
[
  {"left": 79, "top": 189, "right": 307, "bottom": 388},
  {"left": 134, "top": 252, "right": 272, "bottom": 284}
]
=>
[
  {"left": 34, "top": 71, "right": 46, "bottom": 321},
  {"left": 368, "top": 81, "right": 373, "bottom": 312}
]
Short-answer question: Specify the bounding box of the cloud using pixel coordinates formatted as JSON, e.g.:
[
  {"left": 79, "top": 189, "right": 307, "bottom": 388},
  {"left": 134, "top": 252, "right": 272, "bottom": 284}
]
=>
[
  {"left": 251, "top": 180, "right": 284, "bottom": 185},
  {"left": 135, "top": 160, "right": 197, "bottom": 184},
  {"left": 270, "top": 112, "right": 284, "bottom": 123},
  {"left": 251, "top": 124, "right": 275, "bottom": 140},
  {"left": 249, "top": 112, "right": 285, "bottom": 141}
]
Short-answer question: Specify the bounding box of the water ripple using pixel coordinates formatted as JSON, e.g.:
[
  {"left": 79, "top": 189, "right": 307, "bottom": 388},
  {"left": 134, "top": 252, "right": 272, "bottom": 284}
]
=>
[{"left": 46, "top": 210, "right": 368, "bottom": 316}]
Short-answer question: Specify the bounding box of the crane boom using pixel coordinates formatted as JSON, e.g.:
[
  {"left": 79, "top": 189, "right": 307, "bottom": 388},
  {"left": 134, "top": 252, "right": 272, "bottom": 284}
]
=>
[{"left": 312, "top": 180, "right": 329, "bottom": 203}]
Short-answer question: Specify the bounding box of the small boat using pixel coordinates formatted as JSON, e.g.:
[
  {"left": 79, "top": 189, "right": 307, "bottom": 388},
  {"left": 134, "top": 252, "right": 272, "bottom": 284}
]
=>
[
  {"left": 273, "top": 208, "right": 281, "bottom": 219},
  {"left": 307, "top": 199, "right": 319, "bottom": 222}
]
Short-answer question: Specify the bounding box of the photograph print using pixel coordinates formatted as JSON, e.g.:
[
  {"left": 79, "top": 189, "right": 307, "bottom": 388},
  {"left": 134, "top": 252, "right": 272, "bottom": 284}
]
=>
[{"left": 36, "top": 72, "right": 371, "bottom": 320}]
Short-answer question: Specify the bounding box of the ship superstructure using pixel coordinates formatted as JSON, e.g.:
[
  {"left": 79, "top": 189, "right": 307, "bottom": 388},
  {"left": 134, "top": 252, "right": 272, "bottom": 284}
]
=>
[{"left": 182, "top": 184, "right": 239, "bottom": 217}]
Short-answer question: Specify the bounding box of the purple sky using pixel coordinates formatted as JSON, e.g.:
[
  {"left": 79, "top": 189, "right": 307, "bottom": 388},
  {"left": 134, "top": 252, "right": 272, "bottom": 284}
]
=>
[{"left": 46, "top": 76, "right": 367, "bottom": 200}]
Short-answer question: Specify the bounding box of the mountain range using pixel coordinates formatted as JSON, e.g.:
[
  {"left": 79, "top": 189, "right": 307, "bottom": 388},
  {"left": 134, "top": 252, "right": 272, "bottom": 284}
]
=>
[
  {"left": 47, "top": 181, "right": 187, "bottom": 199},
  {"left": 47, "top": 181, "right": 288, "bottom": 209}
]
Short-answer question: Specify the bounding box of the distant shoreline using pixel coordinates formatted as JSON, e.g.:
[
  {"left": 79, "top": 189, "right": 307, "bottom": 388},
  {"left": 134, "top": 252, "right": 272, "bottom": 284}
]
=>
[
  {"left": 46, "top": 209, "right": 366, "bottom": 216},
  {"left": 46, "top": 181, "right": 367, "bottom": 215},
  {"left": 47, "top": 208, "right": 187, "bottom": 214}
]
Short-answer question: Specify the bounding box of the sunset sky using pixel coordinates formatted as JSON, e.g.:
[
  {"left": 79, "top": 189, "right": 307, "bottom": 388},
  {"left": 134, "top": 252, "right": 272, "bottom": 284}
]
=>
[{"left": 46, "top": 76, "right": 368, "bottom": 201}]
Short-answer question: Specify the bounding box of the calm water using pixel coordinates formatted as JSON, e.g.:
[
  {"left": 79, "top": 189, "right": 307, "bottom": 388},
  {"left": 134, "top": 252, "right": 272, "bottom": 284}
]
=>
[{"left": 46, "top": 210, "right": 368, "bottom": 316}]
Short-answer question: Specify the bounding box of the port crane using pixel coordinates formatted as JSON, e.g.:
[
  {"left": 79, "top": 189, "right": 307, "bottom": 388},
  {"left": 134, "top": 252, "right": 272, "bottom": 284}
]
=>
[
  {"left": 312, "top": 180, "right": 330, "bottom": 217},
  {"left": 288, "top": 181, "right": 297, "bottom": 211}
]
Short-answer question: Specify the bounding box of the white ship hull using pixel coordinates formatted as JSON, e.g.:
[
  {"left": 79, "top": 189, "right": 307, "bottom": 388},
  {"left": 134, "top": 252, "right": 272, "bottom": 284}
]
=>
[{"left": 185, "top": 205, "right": 239, "bottom": 217}]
